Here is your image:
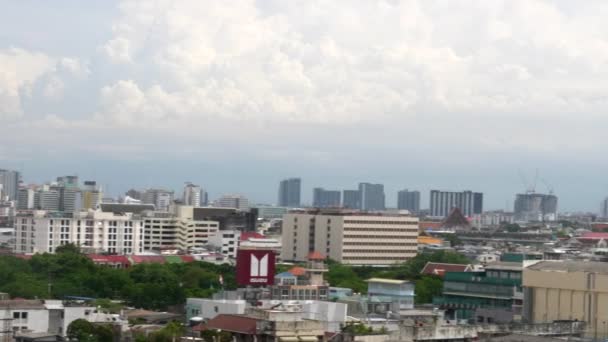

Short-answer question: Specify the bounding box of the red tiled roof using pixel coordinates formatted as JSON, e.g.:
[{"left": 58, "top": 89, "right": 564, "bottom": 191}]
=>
[
  {"left": 192, "top": 323, "right": 208, "bottom": 332},
  {"left": 240, "top": 232, "right": 265, "bottom": 241},
  {"left": 289, "top": 266, "right": 307, "bottom": 277},
  {"left": 578, "top": 232, "right": 608, "bottom": 240},
  {"left": 307, "top": 251, "right": 325, "bottom": 260},
  {"left": 420, "top": 262, "right": 471, "bottom": 278},
  {"left": 591, "top": 223, "right": 608, "bottom": 232},
  {"left": 206, "top": 315, "right": 258, "bottom": 334},
  {"left": 419, "top": 221, "right": 442, "bottom": 230},
  {"left": 130, "top": 255, "right": 166, "bottom": 264},
  {"left": 13, "top": 254, "right": 32, "bottom": 260}
]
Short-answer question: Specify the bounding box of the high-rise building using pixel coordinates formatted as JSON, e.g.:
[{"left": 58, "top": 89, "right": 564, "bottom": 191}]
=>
[
  {"left": 312, "top": 188, "right": 341, "bottom": 208},
  {"left": 358, "top": 183, "right": 385, "bottom": 211},
  {"left": 429, "top": 190, "right": 483, "bottom": 217},
  {"left": 281, "top": 209, "right": 419, "bottom": 266},
  {"left": 81, "top": 181, "right": 103, "bottom": 210},
  {"left": 183, "top": 182, "right": 202, "bottom": 207},
  {"left": 342, "top": 190, "right": 360, "bottom": 209},
  {"left": 142, "top": 188, "right": 174, "bottom": 211},
  {"left": 17, "top": 187, "right": 35, "bottom": 210},
  {"left": 0, "top": 169, "right": 20, "bottom": 201},
  {"left": 602, "top": 198, "right": 608, "bottom": 219},
  {"left": 278, "top": 178, "right": 301, "bottom": 207},
  {"left": 213, "top": 194, "right": 249, "bottom": 210},
  {"left": 397, "top": 190, "right": 420, "bottom": 213},
  {"left": 513, "top": 193, "right": 558, "bottom": 222}
]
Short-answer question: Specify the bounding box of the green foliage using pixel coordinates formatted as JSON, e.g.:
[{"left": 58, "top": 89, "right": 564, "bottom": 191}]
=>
[
  {"left": 443, "top": 234, "right": 462, "bottom": 247},
  {"left": 55, "top": 243, "right": 82, "bottom": 255},
  {"left": 503, "top": 223, "right": 522, "bottom": 233},
  {"left": 146, "top": 321, "right": 186, "bottom": 342},
  {"left": 200, "top": 329, "right": 233, "bottom": 342},
  {"left": 0, "top": 253, "right": 235, "bottom": 310},
  {"left": 66, "top": 319, "right": 113, "bottom": 342},
  {"left": 414, "top": 276, "right": 443, "bottom": 304},
  {"left": 342, "top": 323, "right": 386, "bottom": 335}
]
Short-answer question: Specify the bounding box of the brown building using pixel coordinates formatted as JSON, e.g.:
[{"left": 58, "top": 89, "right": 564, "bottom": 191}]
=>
[{"left": 523, "top": 261, "right": 608, "bottom": 337}]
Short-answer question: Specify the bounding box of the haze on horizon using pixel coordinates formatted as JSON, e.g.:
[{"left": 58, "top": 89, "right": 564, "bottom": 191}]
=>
[{"left": 1, "top": 0, "right": 608, "bottom": 211}]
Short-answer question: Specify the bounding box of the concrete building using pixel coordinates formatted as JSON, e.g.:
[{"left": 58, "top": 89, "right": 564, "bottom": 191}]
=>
[
  {"left": 397, "top": 189, "right": 420, "bottom": 213},
  {"left": 255, "top": 205, "right": 288, "bottom": 220},
  {"left": 0, "top": 169, "right": 20, "bottom": 201},
  {"left": 358, "top": 182, "right": 385, "bottom": 211},
  {"left": 81, "top": 181, "right": 102, "bottom": 210},
  {"left": 208, "top": 230, "right": 240, "bottom": 258},
  {"left": 17, "top": 187, "right": 35, "bottom": 210},
  {"left": 523, "top": 260, "right": 608, "bottom": 336},
  {"left": 367, "top": 278, "right": 415, "bottom": 310},
  {"left": 14, "top": 210, "right": 144, "bottom": 254},
  {"left": 312, "top": 188, "right": 341, "bottom": 208},
  {"left": 430, "top": 190, "right": 483, "bottom": 218},
  {"left": 182, "top": 182, "right": 202, "bottom": 207},
  {"left": 514, "top": 193, "right": 558, "bottom": 222},
  {"left": 342, "top": 190, "right": 360, "bottom": 209},
  {"left": 213, "top": 194, "right": 250, "bottom": 210},
  {"left": 281, "top": 209, "right": 419, "bottom": 266},
  {"left": 278, "top": 178, "right": 301, "bottom": 207},
  {"left": 471, "top": 211, "right": 514, "bottom": 229},
  {"left": 141, "top": 188, "right": 174, "bottom": 211}
]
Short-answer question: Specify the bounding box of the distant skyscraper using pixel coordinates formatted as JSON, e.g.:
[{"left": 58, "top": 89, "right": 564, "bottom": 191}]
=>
[
  {"left": 602, "top": 198, "right": 608, "bottom": 218},
  {"left": 429, "top": 190, "right": 483, "bottom": 217},
  {"left": 312, "top": 188, "right": 341, "bottom": 208},
  {"left": 142, "top": 188, "right": 174, "bottom": 211},
  {"left": 397, "top": 190, "right": 420, "bottom": 213},
  {"left": 358, "top": 183, "right": 385, "bottom": 211},
  {"left": 514, "top": 193, "right": 558, "bottom": 222},
  {"left": 342, "top": 190, "right": 360, "bottom": 209},
  {"left": 17, "top": 187, "right": 35, "bottom": 210},
  {"left": 278, "top": 178, "right": 301, "bottom": 207},
  {"left": 0, "top": 169, "right": 20, "bottom": 201},
  {"left": 214, "top": 194, "right": 250, "bottom": 210},
  {"left": 183, "top": 182, "right": 202, "bottom": 207},
  {"left": 81, "top": 181, "right": 103, "bottom": 210}
]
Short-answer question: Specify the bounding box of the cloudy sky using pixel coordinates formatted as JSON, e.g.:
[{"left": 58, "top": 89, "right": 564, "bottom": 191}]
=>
[{"left": 2, "top": 0, "right": 608, "bottom": 211}]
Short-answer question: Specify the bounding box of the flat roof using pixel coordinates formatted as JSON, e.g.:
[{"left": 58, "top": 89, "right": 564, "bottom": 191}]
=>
[
  {"left": 526, "top": 261, "right": 608, "bottom": 274},
  {"left": 366, "top": 278, "right": 411, "bottom": 285},
  {"left": 484, "top": 262, "right": 522, "bottom": 271}
]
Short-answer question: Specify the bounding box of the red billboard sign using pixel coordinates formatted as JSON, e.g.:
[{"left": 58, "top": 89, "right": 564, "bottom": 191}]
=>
[{"left": 236, "top": 249, "right": 276, "bottom": 286}]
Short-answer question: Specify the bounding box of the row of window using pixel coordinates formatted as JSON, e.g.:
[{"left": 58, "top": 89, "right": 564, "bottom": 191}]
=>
[
  {"left": 342, "top": 256, "right": 410, "bottom": 260},
  {"left": 344, "top": 220, "right": 417, "bottom": 225},
  {"left": 343, "top": 235, "right": 418, "bottom": 239},
  {"left": 342, "top": 249, "right": 417, "bottom": 253},
  {"left": 344, "top": 227, "right": 418, "bottom": 232},
  {"left": 342, "top": 242, "right": 418, "bottom": 246}
]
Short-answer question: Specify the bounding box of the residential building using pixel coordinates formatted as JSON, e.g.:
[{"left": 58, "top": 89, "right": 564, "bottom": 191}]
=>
[
  {"left": 366, "top": 278, "right": 415, "bottom": 310},
  {"left": 17, "top": 187, "right": 35, "bottom": 210},
  {"left": 141, "top": 188, "right": 174, "bottom": 211},
  {"left": 514, "top": 193, "right": 558, "bottom": 222},
  {"left": 429, "top": 190, "right": 483, "bottom": 217},
  {"left": 214, "top": 194, "right": 250, "bottom": 210},
  {"left": 182, "top": 182, "right": 202, "bottom": 207},
  {"left": 36, "top": 185, "right": 60, "bottom": 211},
  {"left": 358, "top": 182, "right": 385, "bottom": 210},
  {"left": 312, "top": 188, "right": 341, "bottom": 208},
  {"left": 13, "top": 210, "right": 144, "bottom": 254},
  {"left": 342, "top": 190, "right": 360, "bottom": 209},
  {"left": 433, "top": 262, "right": 523, "bottom": 323},
  {"left": 523, "top": 260, "right": 608, "bottom": 335},
  {"left": 471, "top": 210, "right": 514, "bottom": 228},
  {"left": 271, "top": 252, "right": 329, "bottom": 301},
  {"left": 281, "top": 209, "right": 419, "bottom": 266},
  {"left": 277, "top": 178, "right": 301, "bottom": 207},
  {"left": 192, "top": 207, "right": 258, "bottom": 231},
  {"left": 0, "top": 169, "right": 20, "bottom": 201},
  {"left": 208, "top": 230, "right": 241, "bottom": 258},
  {"left": 397, "top": 189, "right": 420, "bottom": 213}
]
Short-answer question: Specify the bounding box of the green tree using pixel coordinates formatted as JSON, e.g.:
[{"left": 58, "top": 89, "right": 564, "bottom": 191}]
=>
[
  {"left": 55, "top": 243, "right": 82, "bottom": 254},
  {"left": 503, "top": 223, "right": 521, "bottom": 233},
  {"left": 414, "top": 276, "right": 443, "bottom": 304},
  {"left": 67, "top": 319, "right": 113, "bottom": 342}
]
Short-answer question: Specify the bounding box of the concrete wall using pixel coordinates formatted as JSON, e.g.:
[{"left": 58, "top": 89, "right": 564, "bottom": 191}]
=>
[{"left": 186, "top": 298, "right": 246, "bottom": 321}]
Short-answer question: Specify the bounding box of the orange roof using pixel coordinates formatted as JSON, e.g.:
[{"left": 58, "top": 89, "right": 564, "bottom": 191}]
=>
[
  {"left": 307, "top": 251, "right": 325, "bottom": 260},
  {"left": 419, "top": 221, "right": 442, "bottom": 230},
  {"left": 418, "top": 236, "right": 443, "bottom": 245},
  {"left": 289, "top": 266, "right": 307, "bottom": 276}
]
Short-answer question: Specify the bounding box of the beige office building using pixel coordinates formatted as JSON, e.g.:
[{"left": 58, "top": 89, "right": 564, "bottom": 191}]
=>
[
  {"left": 523, "top": 261, "right": 608, "bottom": 336},
  {"left": 281, "top": 210, "right": 418, "bottom": 266}
]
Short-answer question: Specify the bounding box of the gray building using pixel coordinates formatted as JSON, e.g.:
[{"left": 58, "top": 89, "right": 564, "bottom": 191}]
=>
[
  {"left": 312, "top": 188, "right": 341, "bottom": 208},
  {"left": 429, "top": 190, "right": 483, "bottom": 217},
  {"left": 342, "top": 190, "right": 360, "bottom": 209},
  {"left": 397, "top": 190, "right": 420, "bottom": 213},
  {"left": 278, "top": 178, "right": 301, "bottom": 207},
  {"left": 358, "top": 182, "right": 385, "bottom": 211},
  {"left": 514, "top": 193, "right": 558, "bottom": 222},
  {"left": 0, "top": 169, "right": 20, "bottom": 201}
]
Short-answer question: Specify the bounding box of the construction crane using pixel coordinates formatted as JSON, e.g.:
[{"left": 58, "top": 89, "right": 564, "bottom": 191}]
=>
[
  {"left": 518, "top": 169, "right": 538, "bottom": 194},
  {"left": 541, "top": 178, "right": 554, "bottom": 195}
]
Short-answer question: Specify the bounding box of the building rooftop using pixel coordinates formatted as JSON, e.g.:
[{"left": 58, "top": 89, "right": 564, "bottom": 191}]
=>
[
  {"left": 100, "top": 203, "right": 155, "bottom": 214},
  {"left": 287, "top": 208, "right": 414, "bottom": 217},
  {"left": 366, "top": 278, "right": 411, "bottom": 285},
  {"left": 420, "top": 262, "right": 472, "bottom": 277},
  {"left": 0, "top": 299, "right": 45, "bottom": 309},
  {"left": 206, "top": 314, "right": 258, "bottom": 334},
  {"left": 526, "top": 260, "right": 608, "bottom": 274},
  {"left": 484, "top": 262, "right": 522, "bottom": 272}
]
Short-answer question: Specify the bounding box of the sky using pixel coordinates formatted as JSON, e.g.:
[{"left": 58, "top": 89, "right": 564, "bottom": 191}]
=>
[{"left": 2, "top": 0, "right": 608, "bottom": 211}]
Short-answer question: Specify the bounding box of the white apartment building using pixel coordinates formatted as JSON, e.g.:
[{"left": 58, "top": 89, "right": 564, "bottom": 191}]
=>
[
  {"left": 14, "top": 210, "right": 143, "bottom": 254},
  {"left": 142, "top": 206, "right": 220, "bottom": 252},
  {"left": 281, "top": 210, "right": 419, "bottom": 266},
  {"left": 183, "top": 182, "right": 202, "bottom": 207},
  {"left": 213, "top": 194, "right": 249, "bottom": 210},
  {"left": 208, "top": 230, "right": 240, "bottom": 258}
]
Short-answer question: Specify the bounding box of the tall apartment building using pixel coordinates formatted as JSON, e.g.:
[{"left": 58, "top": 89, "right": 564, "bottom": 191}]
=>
[
  {"left": 0, "top": 169, "right": 20, "bottom": 201},
  {"left": 514, "top": 193, "right": 558, "bottom": 222},
  {"left": 81, "top": 181, "right": 102, "bottom": 210},
  {"left": 213, "top": 194, "right": 250, "bottom": 210},
  {"left": 14, "top": 210, "right": 143, "bottom": 254},
  {"left": 397, "top": 190, "right": 420, "bottom": 213},
  {"left": 278, "top": 178, "right": 301, "bottom": 207},
  {"left": 183, "top": 182, "right": 202, "bottom": 207},
  {"left": 281, "top": 209, "right": 419, "bottom": 266},
  {"left": 142, "top": 188, "right": 174, "bottom": 211},
  {"left": 602, "top": 198, "right": 608, "bottom": 219},
  {"left": 358, "top": 183, "right": 385, "bottom": 211},
  {"left": 312, "top": 188, "right": 341, "bottom": 208},
  {"left": 429, "top": 190, "right": 483, "bottom": 217},
  {"left": 17, "top": 187, "right": 35, "bottom": 210},
  {"left": 342, "top": 190, "right": 360, "bottom": 209}
]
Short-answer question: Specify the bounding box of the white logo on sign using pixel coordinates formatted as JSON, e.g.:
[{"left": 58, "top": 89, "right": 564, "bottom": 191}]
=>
[{"left": 250, "top": 253, "right": 269, "bottom": 277}]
